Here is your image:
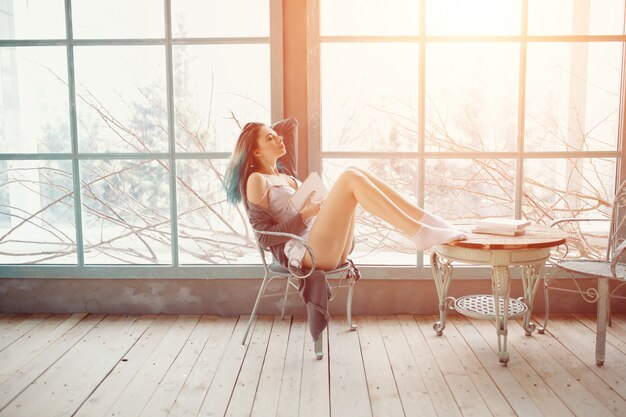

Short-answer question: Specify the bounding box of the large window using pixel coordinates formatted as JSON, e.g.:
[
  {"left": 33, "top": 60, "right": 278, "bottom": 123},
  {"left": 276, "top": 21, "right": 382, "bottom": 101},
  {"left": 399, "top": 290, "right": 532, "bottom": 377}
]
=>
[
  {"left": 1, "top": 1, "right": 625, "bottom": 277},
  {"left": 316, "top": 0, "right": 626, "bottom": 266},
  {"left": 0, "top": 0, "right": 278, "bottom": 268}
]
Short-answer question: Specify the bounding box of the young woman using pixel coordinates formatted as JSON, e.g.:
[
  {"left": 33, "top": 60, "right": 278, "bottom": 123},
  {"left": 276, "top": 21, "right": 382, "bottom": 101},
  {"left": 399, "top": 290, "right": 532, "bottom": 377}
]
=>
[{"left": 223, "top": 122, "right": 466, "bottom": 271}]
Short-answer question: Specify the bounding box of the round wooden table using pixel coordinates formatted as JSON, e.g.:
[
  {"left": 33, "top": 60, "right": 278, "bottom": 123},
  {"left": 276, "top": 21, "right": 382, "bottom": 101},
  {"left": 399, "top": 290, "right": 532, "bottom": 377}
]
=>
[{"left": 430, "top": 224, "right": 567, "bottom": 365}]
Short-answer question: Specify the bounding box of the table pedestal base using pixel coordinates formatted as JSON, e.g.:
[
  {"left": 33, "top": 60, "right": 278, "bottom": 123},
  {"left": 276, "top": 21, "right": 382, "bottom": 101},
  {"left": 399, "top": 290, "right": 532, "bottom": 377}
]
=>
[{"left": 431, "top": 247, "right": 549, "bottom": 365}]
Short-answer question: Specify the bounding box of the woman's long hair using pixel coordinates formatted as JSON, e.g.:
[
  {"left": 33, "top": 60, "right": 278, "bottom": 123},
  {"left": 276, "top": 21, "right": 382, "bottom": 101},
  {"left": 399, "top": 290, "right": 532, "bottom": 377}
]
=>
[{"left": 223, "top": 122, "right": 265, "bottom": 206}]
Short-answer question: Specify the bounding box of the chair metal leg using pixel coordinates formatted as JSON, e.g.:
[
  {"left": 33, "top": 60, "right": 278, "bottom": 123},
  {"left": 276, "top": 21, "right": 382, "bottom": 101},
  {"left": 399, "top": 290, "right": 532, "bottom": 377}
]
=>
[
  {"left": 596, "top": 276, "right": 608, "bottom": 366},
  {"left": 608, "top": 282, "right": 626, "bottom": 327},
  {"left": 280, "top": 276, "right": 291, "bottom": 320},
  {"left": 347, "top": 278, "right": 357, "bottom": 331},
  {"left": 241, "top": 274, "right": 271, "bottom": 345},
  {"left": 607, "top": 287, "right": 612, "bottom": 327}
]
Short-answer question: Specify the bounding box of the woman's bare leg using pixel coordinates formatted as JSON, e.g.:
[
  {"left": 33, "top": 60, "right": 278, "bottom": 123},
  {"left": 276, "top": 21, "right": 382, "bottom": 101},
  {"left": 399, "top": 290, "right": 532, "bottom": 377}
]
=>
[
  {"left": 352, "top": 167, "right": 452, "bottom": 228},
  {"left": 302, "top": 168, "right": 464, "bottom": 270},
  {"left": 303, "top": 169, "right": 417, "bottom": 270},
  {"left": 339, "top": 209, "right": 357, "bottom": 264}
]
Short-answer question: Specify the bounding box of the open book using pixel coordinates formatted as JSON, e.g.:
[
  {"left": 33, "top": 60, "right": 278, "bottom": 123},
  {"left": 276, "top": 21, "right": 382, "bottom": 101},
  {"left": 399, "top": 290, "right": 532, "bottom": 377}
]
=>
[{"left": 289, "top": 172, "right": 329, "bottom": 212}]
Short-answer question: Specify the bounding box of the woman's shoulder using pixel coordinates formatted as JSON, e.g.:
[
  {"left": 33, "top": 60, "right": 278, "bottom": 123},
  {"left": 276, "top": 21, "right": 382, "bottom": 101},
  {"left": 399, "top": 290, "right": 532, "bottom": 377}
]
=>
[
  {"left": 248, "top": 171, "right": 267, "bottom": 183},
  {"left": 246, "top": 172, "right": 270, "bottom": 206}
]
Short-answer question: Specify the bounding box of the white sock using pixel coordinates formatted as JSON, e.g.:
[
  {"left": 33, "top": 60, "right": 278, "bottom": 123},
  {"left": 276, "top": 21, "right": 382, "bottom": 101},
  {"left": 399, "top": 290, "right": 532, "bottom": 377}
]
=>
[
  {"left": 419, "top": 212, "right": 454, "bottom": 229},
  {"left": 411, "top": 225, "right": 467, "bottom": 251}
]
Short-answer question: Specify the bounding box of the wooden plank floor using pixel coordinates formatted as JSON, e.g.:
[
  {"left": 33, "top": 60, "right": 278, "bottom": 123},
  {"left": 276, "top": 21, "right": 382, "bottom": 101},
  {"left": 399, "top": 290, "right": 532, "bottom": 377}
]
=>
[{"left": 0, "top": 313, "right": 625, "bottom": 417}]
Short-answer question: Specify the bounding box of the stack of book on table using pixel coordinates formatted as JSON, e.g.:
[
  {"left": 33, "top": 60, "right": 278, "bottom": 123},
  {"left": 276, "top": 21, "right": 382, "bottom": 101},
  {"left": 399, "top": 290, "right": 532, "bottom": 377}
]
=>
[{"left": 472, "top": 218, "right": 531, "bottom": 236}]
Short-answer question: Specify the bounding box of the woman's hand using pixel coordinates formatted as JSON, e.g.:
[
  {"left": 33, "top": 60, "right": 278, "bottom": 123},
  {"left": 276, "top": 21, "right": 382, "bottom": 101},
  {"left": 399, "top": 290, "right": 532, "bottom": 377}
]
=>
[{"left": 299, "top": 191, "right": 322, "bottom": 220}]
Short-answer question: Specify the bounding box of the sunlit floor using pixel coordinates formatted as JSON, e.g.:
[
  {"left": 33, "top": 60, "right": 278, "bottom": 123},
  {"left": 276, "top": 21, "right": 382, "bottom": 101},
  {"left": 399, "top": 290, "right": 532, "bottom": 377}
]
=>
[{"left": 0, "top": 313, "right": 625, "bottom": 417}]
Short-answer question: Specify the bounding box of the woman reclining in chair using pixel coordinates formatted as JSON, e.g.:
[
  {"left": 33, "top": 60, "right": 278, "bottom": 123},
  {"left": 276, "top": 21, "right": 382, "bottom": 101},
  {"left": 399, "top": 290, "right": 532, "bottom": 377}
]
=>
[{"left": 223, "top": 121, "right": 466, "bottom": 271}]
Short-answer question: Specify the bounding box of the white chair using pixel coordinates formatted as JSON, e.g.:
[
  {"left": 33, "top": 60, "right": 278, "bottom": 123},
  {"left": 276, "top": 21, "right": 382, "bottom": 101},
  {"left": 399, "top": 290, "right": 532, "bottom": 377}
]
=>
[
  {"left": 240, "top": 228, "right": 358, "bottom": 359},
  {"left": 541, "top": 179, "right": 626, "bottom": 366}
]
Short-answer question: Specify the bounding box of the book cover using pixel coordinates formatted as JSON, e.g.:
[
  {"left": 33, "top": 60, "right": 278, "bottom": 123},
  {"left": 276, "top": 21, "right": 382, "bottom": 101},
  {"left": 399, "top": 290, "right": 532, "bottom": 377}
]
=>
[
  {"left": 476, "top": 218, "right": 531, "bottom": 230},
  {"left": 289, "top": 172, "right": 329, "bottom": 212}
]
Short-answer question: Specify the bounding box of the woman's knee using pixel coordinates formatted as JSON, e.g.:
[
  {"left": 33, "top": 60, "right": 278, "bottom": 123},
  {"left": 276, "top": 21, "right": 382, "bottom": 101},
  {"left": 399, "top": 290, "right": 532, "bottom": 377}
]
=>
[
  {"left": 349, "top": 166, "right": 380, "bottom": 185},
  {"left": 347, "top": 166, "right": 367, "bottom": 176},
  {"left": 337, "top": 167, "right": 367, "bottom": 186}
]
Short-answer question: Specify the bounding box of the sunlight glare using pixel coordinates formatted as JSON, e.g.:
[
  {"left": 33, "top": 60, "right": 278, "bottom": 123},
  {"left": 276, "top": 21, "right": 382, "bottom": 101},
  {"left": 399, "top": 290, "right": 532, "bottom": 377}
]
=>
[
  {"left": 426, "top": 0, "right": 521, "bottom": 36},
  {"left": 321, "top": 0, "right": 419, "bottom": 36}
]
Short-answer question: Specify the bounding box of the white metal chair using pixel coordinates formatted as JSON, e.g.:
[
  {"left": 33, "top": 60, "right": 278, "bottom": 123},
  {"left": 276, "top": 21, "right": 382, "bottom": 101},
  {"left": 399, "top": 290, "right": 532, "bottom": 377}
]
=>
[
  {"left": 240, "top": 228, "right": 358, "bottom": 359},
  {"left": 541, "top": 179, "right": 626, "bottom": 366}
]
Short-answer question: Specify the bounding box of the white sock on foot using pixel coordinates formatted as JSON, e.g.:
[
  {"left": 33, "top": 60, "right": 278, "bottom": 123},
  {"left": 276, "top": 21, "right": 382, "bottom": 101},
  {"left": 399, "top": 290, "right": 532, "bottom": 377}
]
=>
[
  {"left": 419, "top": 212, "right": 454, "bottom": 229},
  {"left": 411, "top": 225, "right": 467, "bottom": 251}
]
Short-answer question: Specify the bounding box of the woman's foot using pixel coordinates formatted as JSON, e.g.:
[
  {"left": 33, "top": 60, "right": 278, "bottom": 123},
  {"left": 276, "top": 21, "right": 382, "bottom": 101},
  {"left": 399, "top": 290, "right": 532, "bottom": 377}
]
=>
[
  {"left": 419, "top": 212, "right": 454, "bottom": 229},
  {"left": 411, "top": 224, "right": 466, "bottom": 251}
]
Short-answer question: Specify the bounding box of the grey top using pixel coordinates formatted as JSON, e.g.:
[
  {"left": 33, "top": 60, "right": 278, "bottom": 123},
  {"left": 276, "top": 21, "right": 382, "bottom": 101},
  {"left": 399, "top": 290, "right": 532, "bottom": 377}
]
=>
[{"left": 260, "top": 174, "right": 315, "bottom": 267}]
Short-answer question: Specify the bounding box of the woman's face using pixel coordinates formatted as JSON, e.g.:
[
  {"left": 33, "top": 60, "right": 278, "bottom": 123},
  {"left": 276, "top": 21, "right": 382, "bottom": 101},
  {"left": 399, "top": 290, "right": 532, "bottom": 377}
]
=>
[{"left": 254, "top": 125, "right": 286, "bottom": 162}]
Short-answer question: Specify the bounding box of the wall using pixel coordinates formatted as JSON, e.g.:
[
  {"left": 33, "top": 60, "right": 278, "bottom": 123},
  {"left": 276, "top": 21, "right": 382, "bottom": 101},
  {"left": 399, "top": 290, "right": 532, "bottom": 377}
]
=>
[{"left": 1, "top": 276, "right": 622, "bottom": 315}]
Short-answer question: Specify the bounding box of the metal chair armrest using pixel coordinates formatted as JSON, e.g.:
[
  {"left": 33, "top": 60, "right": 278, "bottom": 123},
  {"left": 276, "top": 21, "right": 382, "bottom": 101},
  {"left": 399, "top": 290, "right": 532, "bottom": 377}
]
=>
[
  {"left": 548, "top": 217, "right": 608, "bottom": 262},
  {"left": 549, "top": 217, "right": 607, "bottom": 227},
  {"left": 611, "top": 240, "right": 626, "bottom": 280},
  {"left": 252, "top": 228, "right": 317, "bottom": 279}
]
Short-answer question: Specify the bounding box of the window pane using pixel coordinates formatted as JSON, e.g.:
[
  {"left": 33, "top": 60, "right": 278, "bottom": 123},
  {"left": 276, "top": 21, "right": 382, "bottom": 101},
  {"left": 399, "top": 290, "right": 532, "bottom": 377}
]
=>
[
  {"left": 426, "top": 0, "right": 521, "bottom": 36},
  {"left": 173, "top": 44, "right": 270, "bottom": 153},
  {"left": 525, "top": 42, "right": 622, "bottom": 152},
  {"left": 321, "top": 43, "right": 420, "bottom": 152},
  {"left": 322, "top": 158, "right": 417, "bottom": 266},
  {"left": 321, "top": 0, "right": 420, "bottom": 36},
  {"left": 74, "top": 46, "right": 167, "bottom": 153},
  {"left": 80, "top": 159, "right": 171, "bottom": 264},
  {"left": 523, "top": 157, "right": 616, "bottom": 259},
  {"left": 0, "top": 160, "right": 76, "bottom": 264},
  {"left": 71, "top": 0, "right": 164, "bottom": 39},
  {"left": 425, "top": 43, "right": 518, "bottom": 152},
  {"left": 425, "top": 158, "right": 515, "bottom": 224},
  {"left": 528, "top": 0, "right": 625, "bottom": 35},
  {"left": 0, "top": 47, "right": 70, "bottom": 153},
  {"left": 171, "top": 0, "right": 269, "bottom": 38},
  {"left": 176, "top": 159, "right": 257, "bottom": 264},
  {"left": 0, "top": 0, "right": 65, "bottom": 40}
]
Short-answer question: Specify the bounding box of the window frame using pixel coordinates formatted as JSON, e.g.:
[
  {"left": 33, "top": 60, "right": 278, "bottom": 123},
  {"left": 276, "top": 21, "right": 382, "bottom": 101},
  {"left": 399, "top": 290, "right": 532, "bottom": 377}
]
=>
[
  {"left": 306, "top": 0, "right": 626, "bottom": 276},
  {"left": 0, "top": 0, "right": 283, "bottom": 277}
]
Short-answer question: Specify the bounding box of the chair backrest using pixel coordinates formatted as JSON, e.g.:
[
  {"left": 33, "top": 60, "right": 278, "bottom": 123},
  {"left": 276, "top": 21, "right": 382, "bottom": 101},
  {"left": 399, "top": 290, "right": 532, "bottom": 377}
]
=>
[
  {"left": 253, "top": 232, "right": 272, "bottom": 268},
  {"left": 607, "top": 178, "right": 626, "bottom": 261}
]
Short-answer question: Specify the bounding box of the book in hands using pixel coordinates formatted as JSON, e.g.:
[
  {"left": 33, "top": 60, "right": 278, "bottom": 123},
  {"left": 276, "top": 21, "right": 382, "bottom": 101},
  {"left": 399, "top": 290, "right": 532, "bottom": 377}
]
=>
[{"left": 289, "top": 171, "right": 329, "bottom": 212}]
